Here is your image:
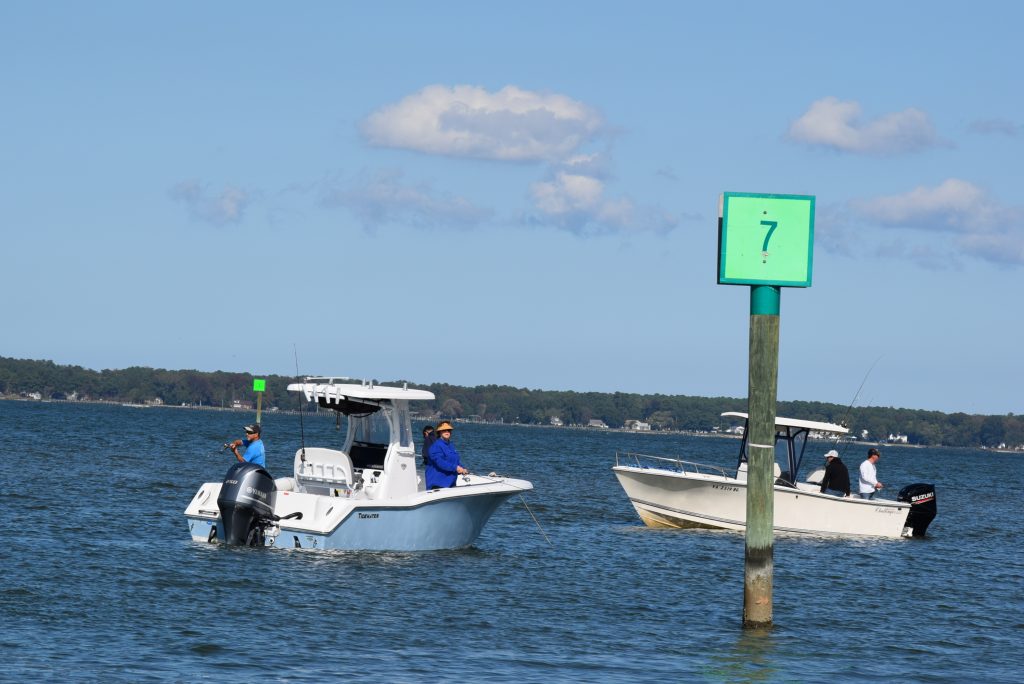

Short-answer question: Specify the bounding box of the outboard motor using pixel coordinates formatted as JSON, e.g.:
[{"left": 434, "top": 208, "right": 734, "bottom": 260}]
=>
[
  {"left": 897, "top": 483, "right": 937, "bottom": 537},
  {"left": 217, "top": 462, "right": 276, "bottom": 546}
]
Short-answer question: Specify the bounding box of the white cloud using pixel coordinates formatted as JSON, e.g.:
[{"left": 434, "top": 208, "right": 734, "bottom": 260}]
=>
[
  {"left": 788, "top": 96, "right": 944, "bottom": 154},
  {"left": 360, "top": 84, "right": 674, "bottom": 235},
  {"left": 852, "top": 179, "right": 994, "bottom": 231},
  {"left": 846, "top": 179, "right": 1024, "bottom": 266},
  {"left": 170, "top": 181, "right": 250, "bottom": 225},
  {"left": 530, "top": 171, "right": 676, "bottom": 235},
  {"left": 958, "top": 233, "right": 1024, "bottom": 265},
  {"left": 361, "top": 85, "right": 603, "bottom": 162},
  {"left": 969, "top": 118, "right": 1020, "bottom": 136},
  {"left": 322, "top": 170, "right": 492, "bottom": 229}
]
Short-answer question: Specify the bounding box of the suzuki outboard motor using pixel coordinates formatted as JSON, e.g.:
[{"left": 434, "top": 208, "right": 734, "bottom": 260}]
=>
[
  {"left": 217, "top": 462, "right": 276, "bottom": 546},
  {"left": 897, "top": 483, "right": 937, "bottom": 537}
]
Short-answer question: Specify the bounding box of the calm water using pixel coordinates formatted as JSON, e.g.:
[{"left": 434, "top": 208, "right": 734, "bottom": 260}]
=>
[{"left": 1, "top": 400, "right": 1021, "bottom": 682}]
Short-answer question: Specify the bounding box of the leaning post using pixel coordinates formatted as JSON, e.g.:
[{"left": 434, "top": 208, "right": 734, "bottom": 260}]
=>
[{"left": 718, "top": 192, "right": 815, "bottom": 629}]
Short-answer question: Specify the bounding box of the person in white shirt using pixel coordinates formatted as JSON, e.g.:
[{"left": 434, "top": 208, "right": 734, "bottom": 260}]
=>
[{"left": 858, "top": 447, "right": 883, "bottom": 499}]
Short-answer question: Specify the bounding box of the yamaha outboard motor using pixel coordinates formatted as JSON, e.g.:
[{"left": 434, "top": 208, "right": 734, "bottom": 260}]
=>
[
  {"left": 897, "top": 483, "right": 937, "bottom": 537},
  {"left": 217, "top": 462, "right": 276, "bottom": 546}
]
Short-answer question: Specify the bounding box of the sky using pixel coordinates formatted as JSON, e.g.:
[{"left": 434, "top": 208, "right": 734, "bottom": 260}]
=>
[{"left": 2, "top": 2, "right": 1021, "bottom": 416}]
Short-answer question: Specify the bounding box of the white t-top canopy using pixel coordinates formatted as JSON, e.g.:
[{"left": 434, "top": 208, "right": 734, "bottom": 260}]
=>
[
  {"left": 287, "top": 380, "right": 435, "bottom": 403},
  {"left": 721, "top": 411, "right": 848, "bottom": 435}
]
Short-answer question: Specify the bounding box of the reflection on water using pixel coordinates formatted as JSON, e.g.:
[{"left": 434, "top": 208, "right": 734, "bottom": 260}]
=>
[{"left": 703, "top": 629, "right": 779, "bottom": 682}]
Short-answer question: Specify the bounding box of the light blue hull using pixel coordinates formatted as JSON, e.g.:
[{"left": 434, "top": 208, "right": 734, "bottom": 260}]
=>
[{"left": 187, "top": 490, "right": 517, "bottom": 551}]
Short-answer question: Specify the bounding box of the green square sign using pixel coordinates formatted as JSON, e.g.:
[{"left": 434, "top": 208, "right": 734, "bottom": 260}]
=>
[
  {"left": 718, "top": 192, "right": 815, "bottom": 287},
  {"left": 252, "top": 378, "right": 266, "bottom": 392}
]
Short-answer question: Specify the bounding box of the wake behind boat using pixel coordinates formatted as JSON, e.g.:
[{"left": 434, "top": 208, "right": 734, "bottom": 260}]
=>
[
  {"left": 613, "top": 412, "right": 937, "bottom": 539},
  {"left": 184, "top": 377, "right": 532, "bottom": 551}
]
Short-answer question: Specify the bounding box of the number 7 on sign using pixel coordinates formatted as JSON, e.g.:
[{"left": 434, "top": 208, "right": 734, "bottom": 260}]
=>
[{"left": 760, "top": 220, "right": 778, "bottom": 263}]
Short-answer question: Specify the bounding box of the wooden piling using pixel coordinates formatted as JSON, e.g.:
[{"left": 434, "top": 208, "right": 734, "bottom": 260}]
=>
[{"left": 743, "top": 285, "right": 780, "bottom": 629}]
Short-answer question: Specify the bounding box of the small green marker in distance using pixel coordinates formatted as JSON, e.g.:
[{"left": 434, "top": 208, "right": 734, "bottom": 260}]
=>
[{"left": 253, "top": 378, "right": 266, "bottom": 423}]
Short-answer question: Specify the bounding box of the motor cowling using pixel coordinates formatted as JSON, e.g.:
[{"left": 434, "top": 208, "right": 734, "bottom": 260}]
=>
[
  {"left": 217, "top": 462, "right": 276, "bottom": 546},
  {"left": 897, "top": 483, "right": 937, "bottom": 537}
]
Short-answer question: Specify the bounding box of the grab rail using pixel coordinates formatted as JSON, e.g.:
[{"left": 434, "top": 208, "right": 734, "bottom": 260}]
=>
[{"left": 615, "top": 451, "right": 732, "bottom": 479}]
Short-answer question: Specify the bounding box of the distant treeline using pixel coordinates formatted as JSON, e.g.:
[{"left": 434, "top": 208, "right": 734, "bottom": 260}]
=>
[{"left": 1, "top": 356, "right": 1021, "bottom": 448}]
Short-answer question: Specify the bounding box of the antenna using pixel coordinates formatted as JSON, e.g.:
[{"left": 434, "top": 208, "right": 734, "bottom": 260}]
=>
[{"left": 294, "top": 345, "right": 307, "bottom": 462}]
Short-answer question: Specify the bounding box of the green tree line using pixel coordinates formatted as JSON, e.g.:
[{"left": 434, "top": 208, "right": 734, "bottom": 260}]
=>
[{"left": 1, "top": 356, "right": 1021, "bottom": 448}]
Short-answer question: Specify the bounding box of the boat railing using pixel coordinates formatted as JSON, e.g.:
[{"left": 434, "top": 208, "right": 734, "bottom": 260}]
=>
[{"left": 615, "top": 451, "right": 731, "bottom": 479}]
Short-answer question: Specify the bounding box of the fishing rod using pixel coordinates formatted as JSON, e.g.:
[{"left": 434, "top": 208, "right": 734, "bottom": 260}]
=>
[
  {"left": 294, "top": 344, "right": 307, "bottom": 463},
  {"left": 832, "top": 354, "right": 883, "bottom": 458}
]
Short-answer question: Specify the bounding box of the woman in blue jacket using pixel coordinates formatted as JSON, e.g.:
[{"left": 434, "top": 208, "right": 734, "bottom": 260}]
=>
[{"left": 426, "top": 421, "right": 468, "bottom": 489}]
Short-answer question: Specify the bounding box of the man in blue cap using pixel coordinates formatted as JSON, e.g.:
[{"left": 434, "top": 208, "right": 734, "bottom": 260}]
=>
[{"left": 228, "top": 423, "right": 266, "bottom": 468}]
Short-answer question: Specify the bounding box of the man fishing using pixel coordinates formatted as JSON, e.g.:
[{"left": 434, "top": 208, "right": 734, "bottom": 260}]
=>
[
  {"left": 858, "top": 447, "right": 883, "bottom": 499},
  {"left": 227, "top": 423, "right": 266, "bottom": 468}
]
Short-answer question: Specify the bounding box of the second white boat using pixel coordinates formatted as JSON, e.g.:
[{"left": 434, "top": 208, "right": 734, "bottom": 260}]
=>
[{"left": 613, "top": 412, "right": 937, "bottom": 539}]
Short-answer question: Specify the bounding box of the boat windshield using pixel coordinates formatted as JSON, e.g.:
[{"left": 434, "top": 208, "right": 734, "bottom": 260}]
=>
[
  {"left": 349, "top": 407, "right": 392, "bottom": 446},
  {"left": 737, "top": 424, "right": 812, "bottom": 485}
]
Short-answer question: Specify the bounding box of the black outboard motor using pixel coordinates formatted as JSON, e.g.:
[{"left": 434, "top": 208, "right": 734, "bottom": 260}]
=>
[
  {"left": 217, "top": 462, "right": 276, "bottom": 546},
  {"left": 897, "top": 483, "right": 937, "bottom": 537}
]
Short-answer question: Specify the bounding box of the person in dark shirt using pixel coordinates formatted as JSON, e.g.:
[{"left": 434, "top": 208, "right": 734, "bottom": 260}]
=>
[
  {"left": 820, "top": 449, "right": 851, "bottom": 497},
  {"left": 421, "top": 424, "right": 436, "bottom": 466}
]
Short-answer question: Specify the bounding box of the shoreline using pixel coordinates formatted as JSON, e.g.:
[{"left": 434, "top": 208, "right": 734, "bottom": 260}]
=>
[{"left": 2, "top": 396, "right": 1016, "bottom": 452}]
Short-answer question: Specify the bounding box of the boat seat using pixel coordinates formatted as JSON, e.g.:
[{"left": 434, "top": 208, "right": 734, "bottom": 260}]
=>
[
  {"left": 294, "top": 447, "right": 355, "bottom": 489},
  {"left": 736, "top": 462, "right": 782, "bottom": 482},
  {"left": 275, "top": 477, "right": 297, "bottom": 492}
]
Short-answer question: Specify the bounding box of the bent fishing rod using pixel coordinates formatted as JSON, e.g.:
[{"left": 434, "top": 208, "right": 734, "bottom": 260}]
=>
[{"left": 832, "top": 354, "right": 883, "bottom": 458}]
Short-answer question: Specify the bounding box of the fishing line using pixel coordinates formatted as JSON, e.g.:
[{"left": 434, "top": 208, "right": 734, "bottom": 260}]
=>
[
  {"left": 518, "top": 494, "right": 552, "bottom": 547},
  {"left": 470, "top": 472, "right": 552, "bottom": 546}
]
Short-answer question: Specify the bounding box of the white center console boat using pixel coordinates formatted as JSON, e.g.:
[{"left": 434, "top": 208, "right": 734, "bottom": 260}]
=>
[
  {"left": 613, "top": 412, "right": 936, "bottom": 539},
  {"left": 184, "top": 378, "right": 533, "bottom": 551}
]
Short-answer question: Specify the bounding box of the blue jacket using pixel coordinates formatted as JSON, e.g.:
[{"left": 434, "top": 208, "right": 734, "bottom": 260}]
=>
[{"left": 426, "top": 438, "right": 460, "bottom": 489}]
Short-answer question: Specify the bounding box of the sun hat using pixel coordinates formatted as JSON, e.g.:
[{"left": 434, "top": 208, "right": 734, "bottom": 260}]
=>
[{"left": 436, "top": 421, "right": 455, "bottom": 432}]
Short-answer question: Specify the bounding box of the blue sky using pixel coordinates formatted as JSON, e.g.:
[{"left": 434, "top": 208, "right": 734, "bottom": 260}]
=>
[{"left": 2, "top": 2, "right": 1021, "bottom": 415}]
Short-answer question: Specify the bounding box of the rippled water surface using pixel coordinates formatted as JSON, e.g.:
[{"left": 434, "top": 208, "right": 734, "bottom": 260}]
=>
[{"left": 2, "top": 401, "right": 1022, "bottom": 682}]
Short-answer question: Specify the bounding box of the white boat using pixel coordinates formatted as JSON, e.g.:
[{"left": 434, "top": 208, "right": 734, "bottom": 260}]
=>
[
  {"left": 184, "top": 378, "right": 533, "bottom": 551},
  {"left": 613, "top": 412, "right": 936, "bottom": 539}
]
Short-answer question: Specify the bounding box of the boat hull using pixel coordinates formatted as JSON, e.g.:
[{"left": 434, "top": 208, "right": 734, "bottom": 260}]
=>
[
  {"left": 613, "top": 466, "right": 912, "bottom": 538},
  {"left": 185, "top": 478, "right": 528, "bottom": 551}
]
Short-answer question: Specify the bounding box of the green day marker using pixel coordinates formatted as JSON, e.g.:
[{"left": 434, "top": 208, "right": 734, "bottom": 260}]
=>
[
  {"left": 253, "top": 378, "right": 265, "bottom": 423},
  {"left": 716, "top": 191, "right": 815, "bottom": 629},
  {"left": 718, "top": 193, "right": 815, "bottom": 287}
]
